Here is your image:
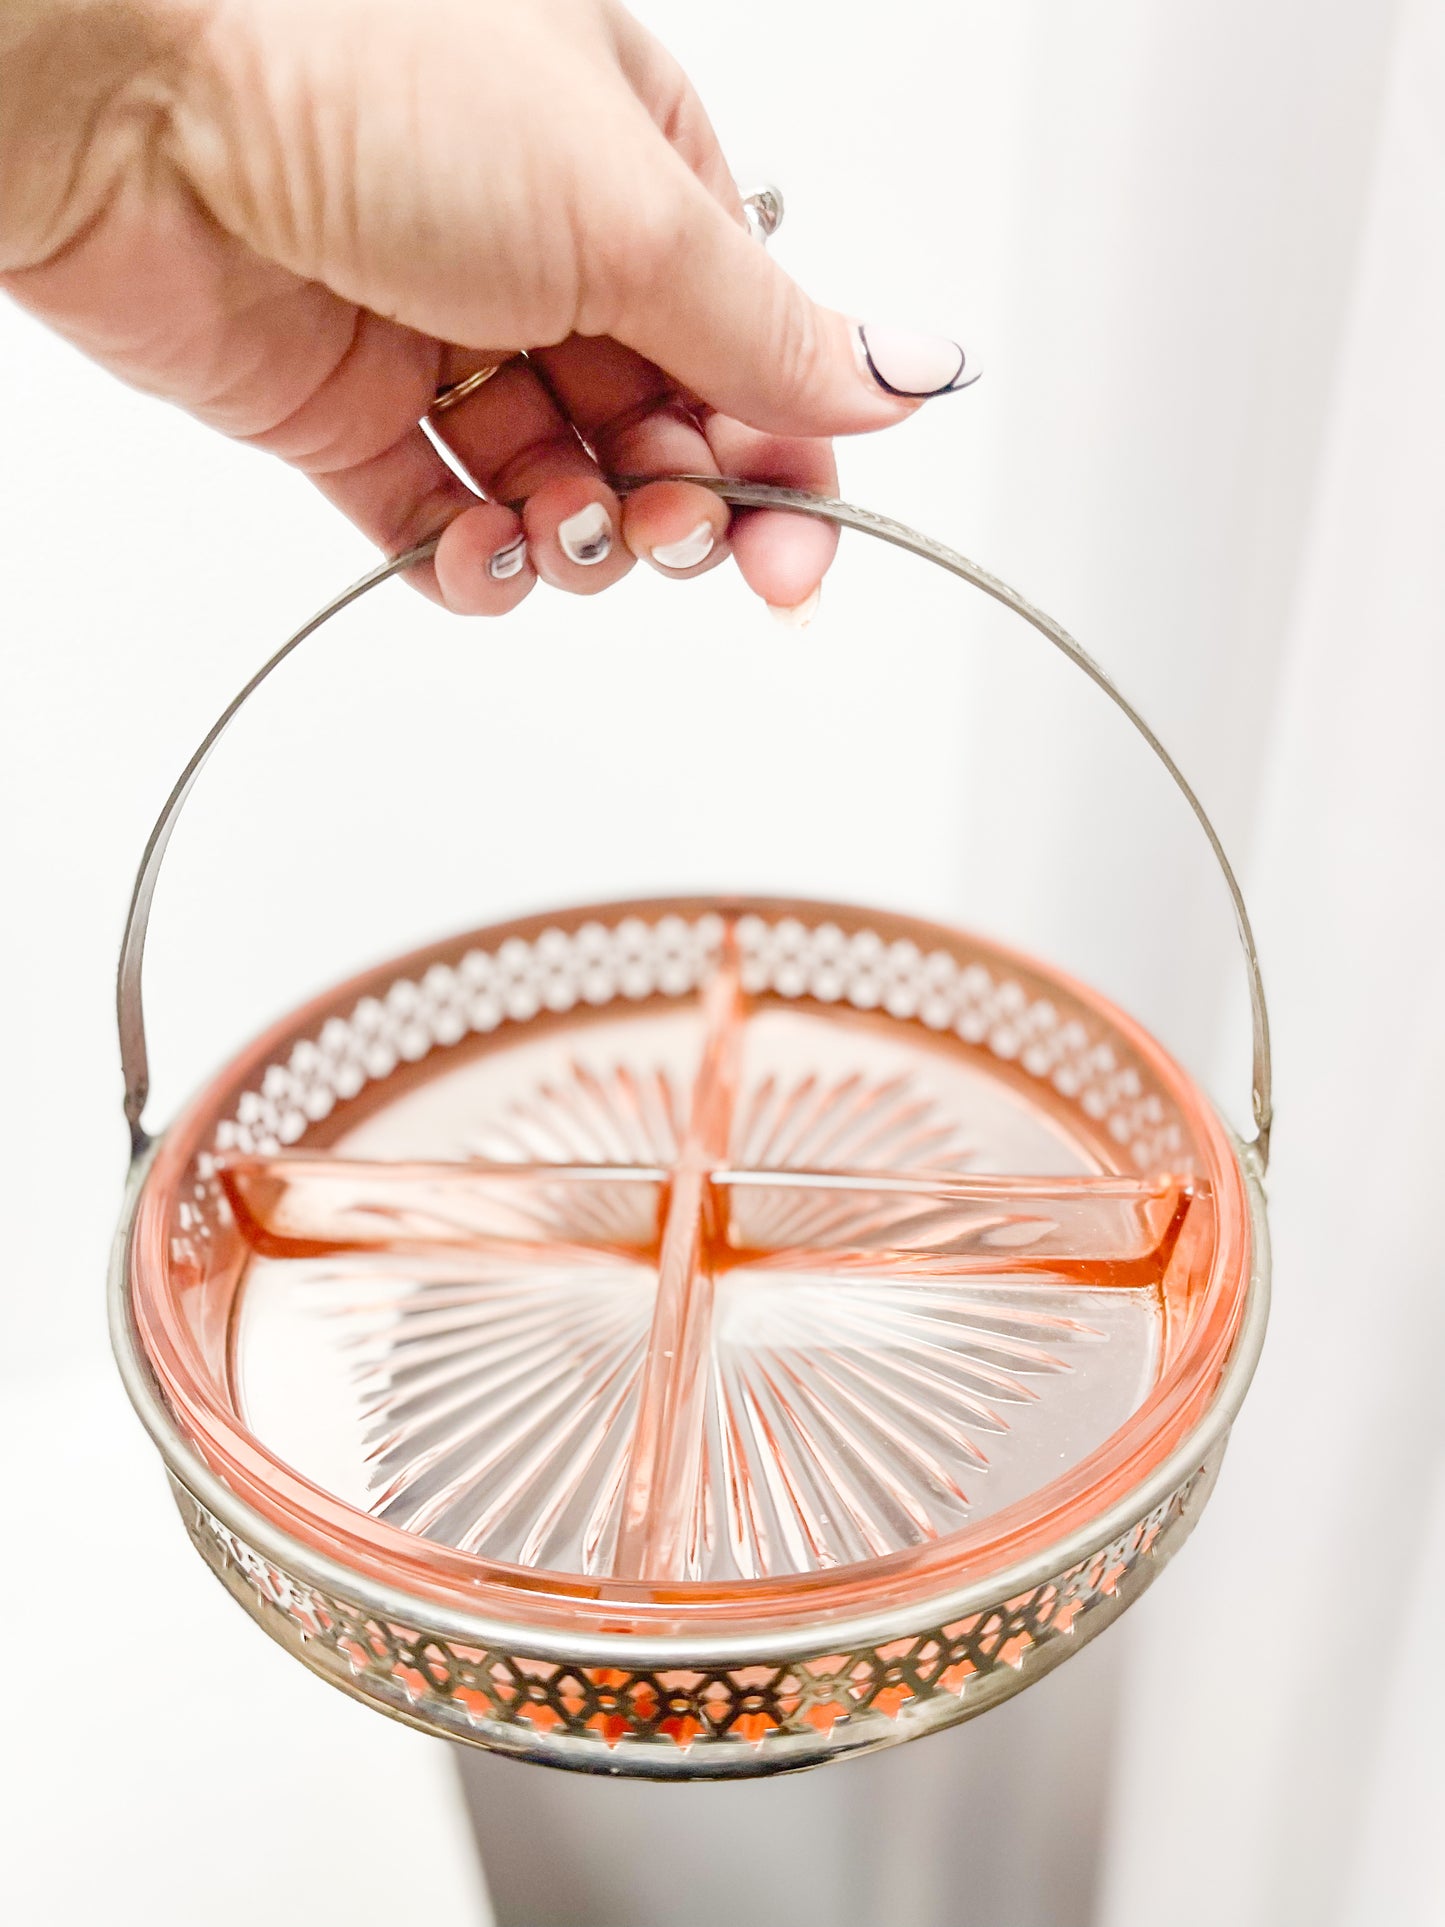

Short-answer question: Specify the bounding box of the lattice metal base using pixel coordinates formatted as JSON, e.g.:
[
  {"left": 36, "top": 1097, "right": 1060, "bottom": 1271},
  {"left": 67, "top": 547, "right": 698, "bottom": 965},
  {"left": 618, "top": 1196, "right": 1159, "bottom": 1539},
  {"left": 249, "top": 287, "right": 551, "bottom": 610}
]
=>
[{"left": 176, "top": 1447, "right": 1222, "bottom": 1777}]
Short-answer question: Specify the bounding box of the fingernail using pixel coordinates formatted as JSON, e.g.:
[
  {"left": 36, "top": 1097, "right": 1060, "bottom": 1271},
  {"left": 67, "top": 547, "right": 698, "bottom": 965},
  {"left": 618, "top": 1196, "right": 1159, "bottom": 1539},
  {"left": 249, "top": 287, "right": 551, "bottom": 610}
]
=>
[
  {"left": 488, "top": 534, "right": 528, "bottom": 581},
  {"left": 767, "top": 586, "right": 821, "bottom": 631},
  {"left": 558, "top": 502, "right": 613, "bottom": 566},
  {"left": 855, "top": 323, "right": 979, "bottom": 399},
  {"left": 650, "top": 521, "right": 716, "bottom": 571}
]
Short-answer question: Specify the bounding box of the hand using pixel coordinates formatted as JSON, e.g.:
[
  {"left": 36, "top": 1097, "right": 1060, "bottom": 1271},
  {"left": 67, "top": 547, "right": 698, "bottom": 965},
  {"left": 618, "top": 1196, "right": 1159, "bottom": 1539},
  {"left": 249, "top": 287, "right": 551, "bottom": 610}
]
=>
[{"left": 0, "top": 0, "right": 975, "bottom": 616}]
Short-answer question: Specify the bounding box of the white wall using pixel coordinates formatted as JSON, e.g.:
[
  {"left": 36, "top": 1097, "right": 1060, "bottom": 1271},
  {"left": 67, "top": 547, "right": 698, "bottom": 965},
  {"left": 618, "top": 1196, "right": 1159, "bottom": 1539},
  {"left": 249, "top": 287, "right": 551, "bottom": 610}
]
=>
[{"left": 3, "top": 1, "right": 1441, "bottom": 1922}]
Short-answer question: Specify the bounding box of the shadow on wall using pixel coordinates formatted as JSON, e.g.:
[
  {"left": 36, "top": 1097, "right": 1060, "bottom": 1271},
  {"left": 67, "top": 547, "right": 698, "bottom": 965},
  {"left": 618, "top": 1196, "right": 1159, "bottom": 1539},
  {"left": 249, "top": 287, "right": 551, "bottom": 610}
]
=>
[{"left": 459, "top": 1624, "right": 1122, "bottom": 1927}]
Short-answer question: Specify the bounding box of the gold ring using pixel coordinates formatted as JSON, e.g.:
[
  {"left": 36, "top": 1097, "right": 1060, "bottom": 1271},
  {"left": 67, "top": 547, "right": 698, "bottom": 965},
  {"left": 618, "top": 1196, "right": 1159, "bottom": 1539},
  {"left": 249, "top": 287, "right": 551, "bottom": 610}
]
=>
[{"left": 430, "top": 359, "right": 519, "bottom": 414}]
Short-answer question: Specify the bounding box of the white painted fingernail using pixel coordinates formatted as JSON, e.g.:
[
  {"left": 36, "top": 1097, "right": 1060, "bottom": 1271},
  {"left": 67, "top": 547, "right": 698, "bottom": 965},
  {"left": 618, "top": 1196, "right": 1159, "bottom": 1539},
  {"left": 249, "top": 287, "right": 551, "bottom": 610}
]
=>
[
  {"left": 488, "top": 535, "right": 528, "bottom": 581},
  {"left": 855, "top": 323, "right": 978, "bottom": 398},
  {"left": 558, "top": 502, "right": 613, "bottom": 566},
  {"left": 650, "top": 521, "right": 716, "bottom": 571},
  {"left": 767, "top": 586, "right": 821, "bottom": 631}
]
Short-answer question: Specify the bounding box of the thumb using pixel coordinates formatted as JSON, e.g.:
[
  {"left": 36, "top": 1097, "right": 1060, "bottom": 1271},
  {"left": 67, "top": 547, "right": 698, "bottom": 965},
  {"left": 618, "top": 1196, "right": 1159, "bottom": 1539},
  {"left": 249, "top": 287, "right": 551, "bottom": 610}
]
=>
[{"left": 611, "top": 170, "right": 978, "bottom": 439}]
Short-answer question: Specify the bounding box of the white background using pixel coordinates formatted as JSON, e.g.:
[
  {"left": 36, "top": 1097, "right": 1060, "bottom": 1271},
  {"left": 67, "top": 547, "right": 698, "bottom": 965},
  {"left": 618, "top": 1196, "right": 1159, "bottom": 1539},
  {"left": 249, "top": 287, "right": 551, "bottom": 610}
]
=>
[{"left": 2, "top": 0, "right": 1442, "bottom": 1922}]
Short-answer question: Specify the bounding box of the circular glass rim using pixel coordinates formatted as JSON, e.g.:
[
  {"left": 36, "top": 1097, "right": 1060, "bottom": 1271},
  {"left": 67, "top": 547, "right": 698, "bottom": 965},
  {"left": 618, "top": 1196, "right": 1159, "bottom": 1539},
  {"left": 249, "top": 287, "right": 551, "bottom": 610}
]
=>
[{"left": 125, "top": 895, "right": 1254, "bottom": 1641}]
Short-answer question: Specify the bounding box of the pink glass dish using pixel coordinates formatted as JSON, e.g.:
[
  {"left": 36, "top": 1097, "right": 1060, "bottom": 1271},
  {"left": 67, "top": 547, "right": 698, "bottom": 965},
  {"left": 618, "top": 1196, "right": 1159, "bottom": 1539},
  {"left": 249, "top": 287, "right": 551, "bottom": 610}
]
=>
[{"left": 127, "top": 893, "right": 1254, "bottom": 1642}]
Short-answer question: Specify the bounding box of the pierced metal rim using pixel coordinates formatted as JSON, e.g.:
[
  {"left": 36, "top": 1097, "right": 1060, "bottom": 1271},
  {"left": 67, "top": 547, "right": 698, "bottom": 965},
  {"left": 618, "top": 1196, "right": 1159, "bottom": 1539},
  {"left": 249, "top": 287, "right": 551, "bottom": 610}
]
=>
[
  {"left": 109, "top": 1126, "right": 1269, "bottom": 1672},
  {"left": 185, "top": 1445, "right": 1225, "bottom": 1779}
]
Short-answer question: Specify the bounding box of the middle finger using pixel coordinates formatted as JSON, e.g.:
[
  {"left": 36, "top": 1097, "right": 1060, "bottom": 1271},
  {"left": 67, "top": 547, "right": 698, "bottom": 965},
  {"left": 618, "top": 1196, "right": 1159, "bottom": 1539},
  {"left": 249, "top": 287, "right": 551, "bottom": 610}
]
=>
[
  {"left": 530, "top": 334, "right": 838, "bottom": 612},
  {"left": 430, "top": 351, "right": 634, "bottom": 598},
  {"left": 526, "top": 335, "right": 731, "bottom": 580}
]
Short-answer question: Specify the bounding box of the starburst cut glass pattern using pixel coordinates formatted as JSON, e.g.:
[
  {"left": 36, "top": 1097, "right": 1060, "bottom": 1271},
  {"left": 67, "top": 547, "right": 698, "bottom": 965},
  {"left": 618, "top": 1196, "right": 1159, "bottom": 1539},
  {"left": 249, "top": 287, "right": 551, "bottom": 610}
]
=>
[{"left": 191, "top": 907, "right": 1212, "bottom": 1593}]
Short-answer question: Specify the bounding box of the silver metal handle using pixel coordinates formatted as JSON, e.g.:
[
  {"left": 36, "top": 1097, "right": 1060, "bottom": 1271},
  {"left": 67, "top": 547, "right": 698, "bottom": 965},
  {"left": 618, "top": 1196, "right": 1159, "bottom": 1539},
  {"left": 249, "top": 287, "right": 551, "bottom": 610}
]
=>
[{"left": 117, "top": 479, "right": 1272, "bottom": 1169}]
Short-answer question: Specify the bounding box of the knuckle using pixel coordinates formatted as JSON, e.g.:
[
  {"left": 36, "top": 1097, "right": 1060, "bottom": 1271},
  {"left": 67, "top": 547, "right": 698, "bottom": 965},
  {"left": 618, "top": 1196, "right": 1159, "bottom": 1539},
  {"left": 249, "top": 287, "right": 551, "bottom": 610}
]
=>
[{"left": 767, "top": 283, "right": 826, "bottom": 401}]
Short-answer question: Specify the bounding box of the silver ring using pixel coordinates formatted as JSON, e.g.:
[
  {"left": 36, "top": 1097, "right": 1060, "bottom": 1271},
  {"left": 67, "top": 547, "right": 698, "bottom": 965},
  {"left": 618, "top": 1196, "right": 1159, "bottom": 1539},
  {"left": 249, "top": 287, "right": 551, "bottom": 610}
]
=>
[{"left": 742, "top": 184, "right": 784, "bottom": 244}]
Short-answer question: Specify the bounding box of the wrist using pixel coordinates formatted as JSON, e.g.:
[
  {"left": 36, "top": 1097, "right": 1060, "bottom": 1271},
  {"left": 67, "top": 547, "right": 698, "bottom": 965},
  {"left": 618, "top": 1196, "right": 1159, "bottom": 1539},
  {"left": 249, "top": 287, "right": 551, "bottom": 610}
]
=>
[{"left": 0, "top": 0, "right": 209, "bottom": 275}]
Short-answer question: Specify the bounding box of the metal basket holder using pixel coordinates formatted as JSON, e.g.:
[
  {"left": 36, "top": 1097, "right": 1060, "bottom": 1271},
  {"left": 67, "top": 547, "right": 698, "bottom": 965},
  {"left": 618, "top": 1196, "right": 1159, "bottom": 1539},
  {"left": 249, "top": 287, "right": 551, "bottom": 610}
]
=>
[{"left": 109, "top": 481, "right": 1271, "bottom": 1778}]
